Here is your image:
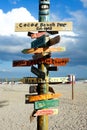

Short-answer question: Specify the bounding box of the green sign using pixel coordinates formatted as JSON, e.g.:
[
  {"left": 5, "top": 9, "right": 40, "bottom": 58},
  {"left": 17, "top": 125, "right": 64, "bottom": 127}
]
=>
[
  {"left": 34, "top": 99, "right": 59, "bottom": 110},
  {"left": 31, "top": 35, "right": 49, "bottom": 48}
]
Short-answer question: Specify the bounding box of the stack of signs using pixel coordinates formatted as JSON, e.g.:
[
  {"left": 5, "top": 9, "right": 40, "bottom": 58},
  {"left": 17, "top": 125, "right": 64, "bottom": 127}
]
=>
[{"left": 13, "top": 21, "right": 72, "bottom": 119}]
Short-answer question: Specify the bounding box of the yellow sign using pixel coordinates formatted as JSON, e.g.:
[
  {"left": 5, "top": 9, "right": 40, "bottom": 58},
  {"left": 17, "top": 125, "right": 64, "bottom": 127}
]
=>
[
  {"left": 15, "top": 22, "right": 72, "bottom": 32},
  {"left": 22, "top": 47, "right": 66, "bottom": 54},
  {"left": 28, "top": 93, "right": 62, "bottom": 102}
]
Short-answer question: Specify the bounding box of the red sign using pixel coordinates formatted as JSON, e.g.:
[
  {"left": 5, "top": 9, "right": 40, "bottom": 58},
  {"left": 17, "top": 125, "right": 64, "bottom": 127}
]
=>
[
  {"left": 34, "top": 109, "right": 58, "bottom": 116},
  {"left": 13, "top": 58, "right": 69, "bottom": 67}
]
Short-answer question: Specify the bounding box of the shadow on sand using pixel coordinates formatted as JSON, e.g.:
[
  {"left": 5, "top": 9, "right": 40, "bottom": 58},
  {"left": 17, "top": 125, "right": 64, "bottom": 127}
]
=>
[{"left": 0, "top": 100, "right": 9, "bottom": 108}]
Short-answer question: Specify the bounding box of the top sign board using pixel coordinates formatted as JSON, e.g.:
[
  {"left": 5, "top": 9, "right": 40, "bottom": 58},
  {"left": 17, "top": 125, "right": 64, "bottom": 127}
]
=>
[{"left": 15, "top": 22, "right": 72, "bottom": 32}]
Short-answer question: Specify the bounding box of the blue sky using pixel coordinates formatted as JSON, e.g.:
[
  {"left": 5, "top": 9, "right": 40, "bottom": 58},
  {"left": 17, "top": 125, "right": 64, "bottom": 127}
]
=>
[{"left": 0, "top": 0, "right": 87, "bottom": 79}]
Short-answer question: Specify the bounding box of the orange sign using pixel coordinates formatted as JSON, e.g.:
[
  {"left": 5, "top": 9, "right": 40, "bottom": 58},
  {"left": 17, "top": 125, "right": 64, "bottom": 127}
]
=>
[
  {"left": 28, "top": 93, "right": 62, "bottom": 102},
  {"left": 34, "top": 109, "right": 58, "bottom": 116},
  {"left": 13, "top": 58, "right": 69, "bottom": 67},
  {"left": 22, "top": 47, "right": 66, "bottom": 54}
]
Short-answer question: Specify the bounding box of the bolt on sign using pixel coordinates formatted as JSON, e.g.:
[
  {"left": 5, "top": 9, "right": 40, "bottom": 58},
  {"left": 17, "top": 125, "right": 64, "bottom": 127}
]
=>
[
  {"left": 15, "top": 22, "right": 72, "bottom": 32},
  {"left": 34, "top": 99, "right": 59, "bottom": 110},
  {"left": 34, "top": 109, "right": 58, "bottom": 116},
  {"left": 22, "top": 47, "right": 66, "bottom": 54}
]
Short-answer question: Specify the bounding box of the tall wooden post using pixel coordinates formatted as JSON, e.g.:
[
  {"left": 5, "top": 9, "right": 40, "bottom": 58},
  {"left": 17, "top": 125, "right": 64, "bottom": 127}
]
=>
[{"left": 37, "top": 0, "right": 50, "bottom": 130}]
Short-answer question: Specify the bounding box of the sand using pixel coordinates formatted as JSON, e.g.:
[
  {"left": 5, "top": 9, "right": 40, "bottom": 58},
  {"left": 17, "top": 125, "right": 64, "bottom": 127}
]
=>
[{"left": 0, "top": 81, "right": 87, "bottom": 130}]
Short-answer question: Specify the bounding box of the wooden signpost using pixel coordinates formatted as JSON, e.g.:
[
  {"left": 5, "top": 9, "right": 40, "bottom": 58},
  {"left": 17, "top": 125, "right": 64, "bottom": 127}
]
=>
[
  {"left": 13, "top": 0, "right": 72, "bottom": 129},
  {"left": 34, "top": 109, "right": 58, "bottom": 116},
  {"left": 34, "top": 99, "right": 59, "bottom": 110}
]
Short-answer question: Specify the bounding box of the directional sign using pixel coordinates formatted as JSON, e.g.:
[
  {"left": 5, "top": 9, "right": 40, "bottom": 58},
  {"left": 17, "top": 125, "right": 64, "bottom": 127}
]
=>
[
  {"left": 21, "top": 77, "right": 46, "bottom": 84},
  {"left": 31, "top": 66, "right": 45, "bottom": 79},
  {"left": 22, "top": 47, "right": 66, "bottom": 54},
  {"left": 26, "top": 93, "right": 62, "bottom": 102},
  {"left": 49, "top": 77, "right": 69, "bottom": 84},
  {"left": 31, "top": 35, "right": 49, "bottom": 48},
  {"left": 22, "top": 76, "right": 70, "bottom": 84},
  {"left": 29, "top": 85, "right": 55, "bottom": 94},
  {"left": 34, "top": 99, "right": 59, "bottom": 110},
  {"left": 48, "top": 35, "right": 60, "bottom": 46},
  {"left": 13, "top": 58, "right": 69, "bottom": 67},
  {"left": 34, "top": 109, "right": 58, "bottom": 116},
  {"left": 15, "top": 22, "right": 72, "bottom": 32},
  {"left": 28, "top": 32, "right": 46, "bottom": 39}
]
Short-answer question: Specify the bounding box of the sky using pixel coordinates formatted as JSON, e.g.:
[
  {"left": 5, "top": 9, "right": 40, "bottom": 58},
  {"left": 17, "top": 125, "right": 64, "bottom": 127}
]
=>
[{"left": 0, "top": 0, "right": 87, "bottom": 79}]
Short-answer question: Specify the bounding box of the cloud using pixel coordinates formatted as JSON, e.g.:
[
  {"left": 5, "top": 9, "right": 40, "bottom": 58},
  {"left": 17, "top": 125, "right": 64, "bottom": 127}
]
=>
[
  {"left": 80, "top": 0, "right": 87, "bottom": 7},
  {"left": 0, "top": 7, "right": 36, "bottom": 36},
  {"left": 51, "top": 9, "right": 87, "bottom": 67},
  {"left": 0, "top": 7, "right": 36, "bottom": 61},
  {"left": 0, "top": 6, "right": 87, "bottom": 79}
]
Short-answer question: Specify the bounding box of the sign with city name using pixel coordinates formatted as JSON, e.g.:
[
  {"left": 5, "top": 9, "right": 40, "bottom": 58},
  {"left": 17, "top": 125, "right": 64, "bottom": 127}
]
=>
[
  {"left": 26, "top": 93, "right": 62, "bottom": 102},
  {"left": 15, "top": 22, "right": 72, "bottom": 32},
  {"left": 13, "top": 57, "right": 69, "bottom": 67},
  {"left": 34, "top": 109, "right": 58, "bottom": 116},
  {"left": 21, "top": 76, "right": 70, "bottom": 84},
  {"left": 31, "top": 65, "right": 45, "bottom": 79},
  {"left": 34, "top": 99, "right": 59, "bottom": 110},
  {"left": 22, "top": 47, "right": 66, "bottom": 54}
]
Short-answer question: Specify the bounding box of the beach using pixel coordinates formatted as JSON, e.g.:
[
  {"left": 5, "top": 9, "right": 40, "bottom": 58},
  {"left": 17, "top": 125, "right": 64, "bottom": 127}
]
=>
[{"left": 0, "top": 81, "right": 87, "bottom": 130}]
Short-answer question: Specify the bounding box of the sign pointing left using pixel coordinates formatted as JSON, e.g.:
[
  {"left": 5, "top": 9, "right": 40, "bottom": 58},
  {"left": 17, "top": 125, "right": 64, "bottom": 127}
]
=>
[{"left": 22, "top": 47, "right": 66, "bottom": 54}]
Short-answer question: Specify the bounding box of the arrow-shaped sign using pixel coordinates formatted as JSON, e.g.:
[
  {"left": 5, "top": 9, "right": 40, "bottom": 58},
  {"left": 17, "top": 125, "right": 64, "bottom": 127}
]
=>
[
  {"left": 31, "top": 35, "right": 49, "bottom": 48},
  {"left": 31, "top": 66, "right": 45, "bottom": 79},
  {"left": 34, "top": 99, "right": 59, "bottom": 110},
  {"left": 13, "top": 58, "right": 69, "bottom": 67},
  {"left": 34, "top": 109, "right": 58, "bottom": 116},
  {"left": 25, "top": 93, "right": 62, "bottom": 102},
  {"left": 22, "top": 47, "right": 66, "bottom": 54}
]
